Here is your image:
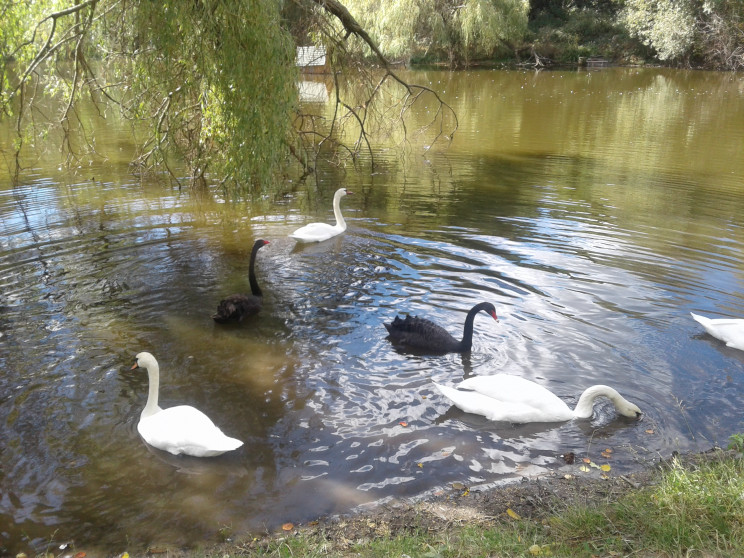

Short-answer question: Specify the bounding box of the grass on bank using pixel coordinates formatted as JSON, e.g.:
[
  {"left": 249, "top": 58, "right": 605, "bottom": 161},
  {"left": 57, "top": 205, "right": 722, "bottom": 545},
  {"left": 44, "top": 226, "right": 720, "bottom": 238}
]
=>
[{"left": 213, "top": 444, "right": 744, "bottom": 558}]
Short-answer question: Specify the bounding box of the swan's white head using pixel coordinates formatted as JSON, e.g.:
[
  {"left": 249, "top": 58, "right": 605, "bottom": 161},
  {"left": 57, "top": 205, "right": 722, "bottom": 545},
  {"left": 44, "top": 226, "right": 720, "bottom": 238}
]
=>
[
  {"left": 335, "top": 187, "right": 352, "bottom": 199},
  {"left": 616, "top": 398, "right": 643, "bottom": 418},
  {"left": 132, "top": 351, "right": 158, "bottom": 370}
]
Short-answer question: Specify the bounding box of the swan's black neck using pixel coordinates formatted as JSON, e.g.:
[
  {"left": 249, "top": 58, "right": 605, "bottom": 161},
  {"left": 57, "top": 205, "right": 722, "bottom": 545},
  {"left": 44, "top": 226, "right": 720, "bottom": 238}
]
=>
[
  {"left": 459, "top": 302, "right": 495, "bottom": 352},
  {"left": 248, "top": 241, "right": 264, "bottom": 296}
]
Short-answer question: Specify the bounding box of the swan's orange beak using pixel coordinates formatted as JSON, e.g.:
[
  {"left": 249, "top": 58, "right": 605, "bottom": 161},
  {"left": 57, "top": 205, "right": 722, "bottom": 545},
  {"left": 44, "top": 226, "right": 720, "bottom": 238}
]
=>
[{"left": 131, "top": 362, "right": 139, "bottom": 370}]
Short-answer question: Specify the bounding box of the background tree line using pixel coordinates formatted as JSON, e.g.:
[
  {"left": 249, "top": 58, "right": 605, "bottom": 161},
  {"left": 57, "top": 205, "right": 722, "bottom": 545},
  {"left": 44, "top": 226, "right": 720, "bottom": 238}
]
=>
[{"left": 1, "top": 0, "right": 742, "bottom": 198}]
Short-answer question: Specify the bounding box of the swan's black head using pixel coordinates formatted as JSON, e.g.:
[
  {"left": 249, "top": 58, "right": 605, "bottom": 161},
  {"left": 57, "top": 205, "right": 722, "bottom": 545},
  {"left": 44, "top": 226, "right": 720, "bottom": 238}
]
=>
[{"left": 478, "top": 302, "right": 498, "bottom": 322}]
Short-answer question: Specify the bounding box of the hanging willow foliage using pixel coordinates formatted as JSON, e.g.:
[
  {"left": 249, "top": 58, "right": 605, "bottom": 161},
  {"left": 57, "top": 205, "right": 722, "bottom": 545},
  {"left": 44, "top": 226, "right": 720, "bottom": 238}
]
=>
[{"left": 0, "top": 0, "right": 459, "bottom": 197}]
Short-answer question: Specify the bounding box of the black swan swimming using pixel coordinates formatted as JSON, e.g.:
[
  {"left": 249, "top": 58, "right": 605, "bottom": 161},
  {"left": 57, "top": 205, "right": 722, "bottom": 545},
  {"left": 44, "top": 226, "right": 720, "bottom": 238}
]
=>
[
  {"left": 212, "top": 239, "right": 269, "bottom": 323},
  {"left": 384, "top": 302, "right": 498, "bottom": 353}
]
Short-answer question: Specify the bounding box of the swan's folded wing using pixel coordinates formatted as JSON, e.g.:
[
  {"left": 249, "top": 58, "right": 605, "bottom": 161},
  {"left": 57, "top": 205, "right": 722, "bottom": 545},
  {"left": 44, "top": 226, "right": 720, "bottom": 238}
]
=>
[
  {"left": 138, "top": 406, "right": 243, "bottom": 457},
  {"left": 289, "top": 222, "right": 342, "bottom": 242},
  {"left": 434, "top": 382, "right": 548, "bottom": 423},
  {"left": 457, "top": 374, "right": 557, "bottom": 404}
]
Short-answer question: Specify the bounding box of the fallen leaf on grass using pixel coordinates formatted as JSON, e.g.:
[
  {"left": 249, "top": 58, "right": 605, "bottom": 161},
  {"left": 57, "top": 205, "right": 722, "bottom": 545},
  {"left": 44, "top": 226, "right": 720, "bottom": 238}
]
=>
[
  {"left": 282, "top": 523, "right": 294, "bottom": 531},
  {"left": 507, "top": 508, "right": 521, "bottom": 520},
  {"left": 529, "top": 544, "right": 552, "bottom": 556}
]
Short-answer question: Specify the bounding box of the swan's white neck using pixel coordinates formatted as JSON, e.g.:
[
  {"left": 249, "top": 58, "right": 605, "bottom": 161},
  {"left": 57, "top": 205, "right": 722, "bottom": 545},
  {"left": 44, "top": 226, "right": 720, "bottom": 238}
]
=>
[
  {"left": 332, "top": 190, "right": 346, "bottom": 230},
  {"left": 573, "top": 385, "right": 637, "bottom": 419},
  {"left": 141, "top": 360, "right": 162, "bottom": 419}
]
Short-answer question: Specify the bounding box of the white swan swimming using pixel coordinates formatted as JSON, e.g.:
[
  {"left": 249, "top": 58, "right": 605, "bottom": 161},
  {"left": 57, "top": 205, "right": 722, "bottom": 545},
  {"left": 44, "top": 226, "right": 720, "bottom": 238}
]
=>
[
  {"left": 691, "top": 312, "right": 744, "bottom": 351},
  {"left": 289, "top": 188, "right": 352, "bottom": 243},
  {"left": 434, "top": 374, "right": 642, "bottom": 424},
  {"left": 131, "top": 352, "right": 243, "bottom": 457}
]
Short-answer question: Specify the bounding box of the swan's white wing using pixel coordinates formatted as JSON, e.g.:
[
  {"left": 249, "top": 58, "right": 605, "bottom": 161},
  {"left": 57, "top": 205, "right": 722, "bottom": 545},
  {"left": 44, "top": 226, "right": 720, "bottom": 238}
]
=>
[
  {"left": 289, "top": 222, "right": 344, "bottom": 243},
  {"left": 457, "top": 375, "right": 570, "bottom": 410},
  {"left": 691, "top": 313, "right": 744, "bottom": 351},
  {"left": 138, "top": 405, "right": 243, "bottom": 457},
  {"left": 435, "top": 380, "right": 574, "bottom": 423}
]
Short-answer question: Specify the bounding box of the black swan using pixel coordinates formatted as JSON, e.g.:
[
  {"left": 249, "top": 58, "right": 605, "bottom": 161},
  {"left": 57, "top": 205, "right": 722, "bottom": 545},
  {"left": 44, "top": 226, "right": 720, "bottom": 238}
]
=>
[
  {"left": 212, "top": 239, "right": 269, "bottom": 323},
  {"left": 384, "top": 302, "right": 498, "bottom": 353}
]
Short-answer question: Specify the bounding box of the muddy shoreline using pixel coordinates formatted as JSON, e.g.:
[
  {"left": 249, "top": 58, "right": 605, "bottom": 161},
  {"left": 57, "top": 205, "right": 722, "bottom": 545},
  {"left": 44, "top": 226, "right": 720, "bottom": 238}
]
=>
[{"left": 156, "top": 447, "right": 731, "bottom": 557}]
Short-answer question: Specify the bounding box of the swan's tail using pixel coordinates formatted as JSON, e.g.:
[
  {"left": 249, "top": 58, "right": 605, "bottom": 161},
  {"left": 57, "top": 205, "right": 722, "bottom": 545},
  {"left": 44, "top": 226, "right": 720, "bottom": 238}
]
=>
[{"left": 690, "top": 312, "right": 711, "bottom": 327}]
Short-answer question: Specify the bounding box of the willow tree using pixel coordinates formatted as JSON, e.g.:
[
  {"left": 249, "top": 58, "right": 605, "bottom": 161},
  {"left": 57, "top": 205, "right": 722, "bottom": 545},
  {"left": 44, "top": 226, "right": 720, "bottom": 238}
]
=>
[
  {"left": 620, "top": 0, "right": 744, "bottom": 68},
  {"left": 339, "top": 0, "right": 529, "bottom": 66},
  {"left": 0, "top": 0, "right": 457, "bottom": 196}
]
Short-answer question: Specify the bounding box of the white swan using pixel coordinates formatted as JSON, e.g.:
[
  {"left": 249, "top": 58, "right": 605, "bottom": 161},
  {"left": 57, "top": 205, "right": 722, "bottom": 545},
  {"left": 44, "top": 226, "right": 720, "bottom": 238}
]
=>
[
  {"left": 434, "top": 375, "right": 642, "bottom": 424},
  {"left": 131, "top": 352, "right": 243, "bottom": 457},
  {"left": 691, "top": 312, "right": 744, "bottom": 351},
  {"left": 289, "top": 188, "right": 352, "bottom": 243}
]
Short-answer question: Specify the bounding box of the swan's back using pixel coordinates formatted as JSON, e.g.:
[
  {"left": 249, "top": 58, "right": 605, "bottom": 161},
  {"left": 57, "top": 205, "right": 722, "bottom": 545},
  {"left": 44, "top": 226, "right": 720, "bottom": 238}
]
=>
[
  {"left": 138, "top": 405, "right": 244, "bottom": 457},
  {"left": 289, "top": 222, "right": 344, "bottom": 243},
  {"left": 691, "top": 312, "right": 744, "bottom": 350},
  {"left": 213, "top": 294, "right": 261, "bottom": 323},
  {"left": 435, "top": 375, "right": 575, "bottom": 423},
  {"left": 384, "top": 315, "right": 461, "bottom": 353}
]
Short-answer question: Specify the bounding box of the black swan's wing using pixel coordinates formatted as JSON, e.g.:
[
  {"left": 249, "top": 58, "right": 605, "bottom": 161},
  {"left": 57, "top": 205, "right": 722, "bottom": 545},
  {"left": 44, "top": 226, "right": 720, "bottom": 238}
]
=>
[
  {"left": 213, "top": 294, "right": 262, "bottom": 323},
  {"left": 384, "top": 315, "right": 460, "bottom": 352}
]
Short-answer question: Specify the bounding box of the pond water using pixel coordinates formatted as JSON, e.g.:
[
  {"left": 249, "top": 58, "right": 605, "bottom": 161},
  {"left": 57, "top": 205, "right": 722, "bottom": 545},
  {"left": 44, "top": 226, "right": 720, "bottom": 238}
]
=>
[{"left": 1, "top": 67, "right": 744, "bottom": 554}]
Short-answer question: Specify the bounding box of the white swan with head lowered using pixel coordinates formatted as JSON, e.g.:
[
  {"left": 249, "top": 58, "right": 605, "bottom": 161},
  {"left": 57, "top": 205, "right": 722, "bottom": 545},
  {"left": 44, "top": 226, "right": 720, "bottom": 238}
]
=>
[
  {"left": 289, "top": 188, "right": 352, "bottom": 243},
  {"left": 434, "top": 374, "right": 642, "bottom": 423},
  {"left": 130, "top": 352, "right": 243, "bottom": 457},
  {"left": 691, "top": 312, "right": 744, "bottom": 351}
]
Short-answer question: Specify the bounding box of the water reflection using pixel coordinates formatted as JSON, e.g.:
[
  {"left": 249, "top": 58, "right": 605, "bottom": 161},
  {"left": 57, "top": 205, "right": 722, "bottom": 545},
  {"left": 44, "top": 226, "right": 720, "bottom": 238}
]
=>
[{"left": 1, "top": 68, "right": 744, "bottom": 554}]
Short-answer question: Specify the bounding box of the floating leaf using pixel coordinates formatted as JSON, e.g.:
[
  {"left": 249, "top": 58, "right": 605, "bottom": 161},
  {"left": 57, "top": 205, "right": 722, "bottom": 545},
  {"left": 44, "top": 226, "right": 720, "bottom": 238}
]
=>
[
  {"left": 417, "top": 462, "right": 423, "bottom": 468},
  {"left": 507, "top": 508, "right": 521, "bottom": 520},
  {"left": 74, "top": 553, "right": 86, "bottom": 558},
  {"left": 399, "top": 421, "right": 408, "bottom": 427},
  {"left": 601, "top": 451, "right": 612, "bottom": 459},
  {"left": 590, "top": 461, "right": 600, "bottom": 469},
  {"left": 600, "top": 464, "right": 611, "bottom": 472},
  {"left": 579, "top": 465, "right": 590, "bottom": 473},
  {"left": 646, "top": 429, "right": 655, "bottom": 434},
  {"left": 582, "top": 457, "right": 592, "bottom": 464},
  {"left": 563, "top": 474, "right": 574, "bottom": 480},
  {"left": 282, "top": 523, "right": 294, "bottom": 531},
  {"left": 604, "top": 448, "right": 613, "bottom": 454}
]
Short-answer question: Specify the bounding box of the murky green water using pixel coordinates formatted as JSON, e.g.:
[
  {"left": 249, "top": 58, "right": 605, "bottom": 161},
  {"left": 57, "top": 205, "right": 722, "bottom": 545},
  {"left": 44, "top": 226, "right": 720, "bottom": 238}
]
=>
[{"left": 1, "top": 67, "right": 743, "bottom": 554}]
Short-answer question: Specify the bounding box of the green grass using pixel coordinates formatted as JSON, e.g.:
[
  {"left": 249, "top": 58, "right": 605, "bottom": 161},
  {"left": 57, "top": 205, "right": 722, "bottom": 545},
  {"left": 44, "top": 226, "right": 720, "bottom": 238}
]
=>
[{"left": 202, "top": 444, "right": 744, "bottom": 558}]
